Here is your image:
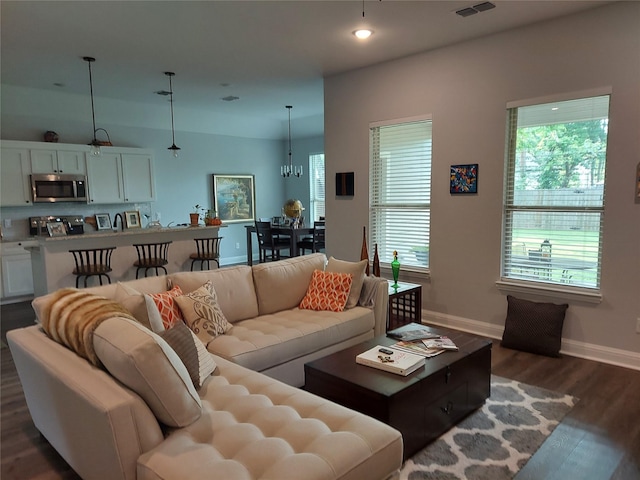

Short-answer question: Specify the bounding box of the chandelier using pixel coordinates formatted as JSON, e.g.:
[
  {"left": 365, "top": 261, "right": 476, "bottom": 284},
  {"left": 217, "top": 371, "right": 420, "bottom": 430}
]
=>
[{"left": 282, "top": 105, "right": 302, "bottom": 177}]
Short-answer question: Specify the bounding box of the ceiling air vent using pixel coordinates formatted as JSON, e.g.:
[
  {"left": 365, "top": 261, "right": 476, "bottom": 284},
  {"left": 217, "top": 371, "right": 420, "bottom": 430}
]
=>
[{"left": 455, "top": 1, "right": 495, "bottom": 17}]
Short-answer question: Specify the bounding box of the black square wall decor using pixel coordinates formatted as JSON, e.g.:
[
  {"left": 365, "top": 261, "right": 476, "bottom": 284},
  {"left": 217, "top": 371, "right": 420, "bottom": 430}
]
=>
[{"left": 336, "top": 172, "right": 355, "bottom": 196}]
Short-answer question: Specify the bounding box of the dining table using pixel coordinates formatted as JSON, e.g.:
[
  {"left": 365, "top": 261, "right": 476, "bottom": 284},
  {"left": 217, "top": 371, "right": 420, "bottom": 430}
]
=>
[{"left": 245, "top": 224, "right": 314, "bottom": 266}]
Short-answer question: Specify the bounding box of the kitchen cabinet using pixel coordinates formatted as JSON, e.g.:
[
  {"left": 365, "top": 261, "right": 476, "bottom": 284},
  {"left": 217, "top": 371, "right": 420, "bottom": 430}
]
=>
[
  {"left": 0, "top": 146, "right": 33, "bottom": 206},
  {"left": 1, "top": 141, "right": 155, "bottom": 206},
  {"left": 1, "top": 241, "right": 36, "bottom": 299},
  {"left": 86, "top": 149, "right": 155, "bottom": 204},
  {"left": 30, "top": 149, "right": 86, "bottom": 174},
  {"left": 121, "top": 153, "right": 155, "bottom": 202}
]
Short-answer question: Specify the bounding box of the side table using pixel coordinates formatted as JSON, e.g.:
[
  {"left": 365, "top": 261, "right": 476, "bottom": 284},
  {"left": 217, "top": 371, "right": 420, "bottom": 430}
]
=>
[{"left": 388, "top": 281, "right": 422, "bottom": 331}]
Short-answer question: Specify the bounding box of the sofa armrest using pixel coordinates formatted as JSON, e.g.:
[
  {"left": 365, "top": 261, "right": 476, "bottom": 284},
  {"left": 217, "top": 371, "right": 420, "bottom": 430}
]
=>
[{"left": 7, "top": 325, "right": 164, "bottom": 480}]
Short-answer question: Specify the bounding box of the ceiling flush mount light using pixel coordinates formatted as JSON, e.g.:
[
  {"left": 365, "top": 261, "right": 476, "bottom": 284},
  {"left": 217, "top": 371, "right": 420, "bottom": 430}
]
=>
[
  {"left": 353, "top": 29, "right": 373, "bottom": 39},
  {"left": 282, "top": 105, "right": 302, "bottom": 178},
  {"left": 353, "top": 0, "right": 375, "bottom": 40},
  {"left": 164, "top": 72, "right": 181, "bottom": 158},
  {"left": 83, "top": 56, "right": 103, "bottom": 157}
]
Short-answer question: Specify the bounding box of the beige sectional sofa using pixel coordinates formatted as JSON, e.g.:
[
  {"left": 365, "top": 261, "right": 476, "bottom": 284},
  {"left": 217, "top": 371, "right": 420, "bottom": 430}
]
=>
[{"left": 7, "top": 253, "right": 402, "bottom": 480}]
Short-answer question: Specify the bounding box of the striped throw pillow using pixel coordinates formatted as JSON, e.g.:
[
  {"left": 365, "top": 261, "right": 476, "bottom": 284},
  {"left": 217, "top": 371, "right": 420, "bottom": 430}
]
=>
[{"left": 159, "top": 322, "right": 217, "bottom": 389}]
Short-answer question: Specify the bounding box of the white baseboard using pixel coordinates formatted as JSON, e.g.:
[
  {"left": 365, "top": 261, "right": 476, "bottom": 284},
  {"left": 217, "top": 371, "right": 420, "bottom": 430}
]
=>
[{"left": 422, "top": 309, "right": 640, "bottom": 372}]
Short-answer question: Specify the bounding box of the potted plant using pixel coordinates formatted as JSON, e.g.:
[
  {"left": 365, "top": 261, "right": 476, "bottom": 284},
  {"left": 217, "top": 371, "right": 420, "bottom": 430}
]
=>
[
  {"left": 203, "top": 209, "right": 221, "bottom": 226},
  {"left": 190, "top": 205, "right": 204, "bottom": 226}
]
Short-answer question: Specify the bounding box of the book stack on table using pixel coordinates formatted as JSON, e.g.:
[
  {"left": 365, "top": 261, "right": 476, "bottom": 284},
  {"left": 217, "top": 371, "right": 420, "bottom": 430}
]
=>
[{"left": 356, "top": 345, "right": 425, "bottom": 376}]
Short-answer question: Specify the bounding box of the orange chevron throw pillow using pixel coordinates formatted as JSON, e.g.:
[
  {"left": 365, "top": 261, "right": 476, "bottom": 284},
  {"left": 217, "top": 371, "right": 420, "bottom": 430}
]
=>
[
  {"left": 299, "top": 269, "right": 353, "bottom": 312},
  {"left": 148, "top": 285, "right": 184, "bottom": 330}
]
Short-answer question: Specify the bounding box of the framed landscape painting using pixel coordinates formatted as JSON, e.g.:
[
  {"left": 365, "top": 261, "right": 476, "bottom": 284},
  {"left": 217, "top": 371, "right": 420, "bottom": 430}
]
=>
[{"left": 212, "top": 174, "right": 256, "bottom": 223}]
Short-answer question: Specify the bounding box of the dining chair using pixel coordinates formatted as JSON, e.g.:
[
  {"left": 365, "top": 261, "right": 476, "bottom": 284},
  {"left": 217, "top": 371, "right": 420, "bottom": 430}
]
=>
[
  {"left": 297, "top": 221, "right": 325, "bottom": 255},
  {"left": 255, "top": 221, "right": 289, "bottom": 262}
]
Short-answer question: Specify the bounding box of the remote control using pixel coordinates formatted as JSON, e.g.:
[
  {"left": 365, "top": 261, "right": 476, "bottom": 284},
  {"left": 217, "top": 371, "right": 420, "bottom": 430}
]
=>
[{"left": 378, "top": 348, "right": 394, "bottom": 355}]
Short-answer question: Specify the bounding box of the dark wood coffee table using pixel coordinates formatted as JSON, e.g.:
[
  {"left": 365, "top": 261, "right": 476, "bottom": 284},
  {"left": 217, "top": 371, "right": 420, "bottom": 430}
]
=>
[{"left": 304, "top": 324, "right": 492, "bottom": 460}]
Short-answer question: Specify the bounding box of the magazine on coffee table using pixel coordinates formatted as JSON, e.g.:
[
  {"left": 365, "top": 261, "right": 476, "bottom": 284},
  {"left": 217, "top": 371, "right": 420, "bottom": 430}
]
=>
[
  {"left": 387, "top": 322, "right": 440, "bottom": 342},
  {"left": 391, "top": 340, "right": 447, "bottom": 358},
  {"left": 422, "top": 336, "right": 459, "bottom": 351},
  {"left": 356, "top": 345, "right": 425, "bottom": 376}
]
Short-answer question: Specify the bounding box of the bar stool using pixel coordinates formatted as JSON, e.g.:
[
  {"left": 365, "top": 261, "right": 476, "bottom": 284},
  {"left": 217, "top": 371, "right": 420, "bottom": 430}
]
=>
[
  {"left": 69, "top": 247, "right": 116, "bottom": 288},
  {"left": 189, "top": 237, "right": 223, "bottom": 271},
  {"left": 133, "top": 241, "right": 172, "bottom": 278}
]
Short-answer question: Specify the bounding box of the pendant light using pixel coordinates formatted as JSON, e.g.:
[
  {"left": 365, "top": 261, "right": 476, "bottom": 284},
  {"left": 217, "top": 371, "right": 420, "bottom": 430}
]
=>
[
  {"left": 83, "top": 56, "right": 102, "bottom": 157},
  {"left": 165, "top": 72, "right": 181, "bottom": 158},
  {"left": 281, "top": 105, "right": 302, "bottom": 177}
]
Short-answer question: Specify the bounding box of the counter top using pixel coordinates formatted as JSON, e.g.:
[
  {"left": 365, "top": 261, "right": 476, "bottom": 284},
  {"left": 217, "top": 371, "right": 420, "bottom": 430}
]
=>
[{"left": 38, "top": 224, "right": 226, "bottom": 242}]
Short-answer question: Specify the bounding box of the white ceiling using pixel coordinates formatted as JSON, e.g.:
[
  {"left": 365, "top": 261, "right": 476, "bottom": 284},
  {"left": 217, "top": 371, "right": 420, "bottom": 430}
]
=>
[{"left": 1, "top": 0, "right": 612, "bottom": 139}]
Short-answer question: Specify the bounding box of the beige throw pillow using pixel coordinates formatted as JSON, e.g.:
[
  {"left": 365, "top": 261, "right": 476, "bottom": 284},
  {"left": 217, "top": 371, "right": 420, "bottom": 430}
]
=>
[
  {"left": 93, "top": 317, "right": 202, "bottom": 427},
  {"left": 175, "top": 280, "right": 232, "bottom": 346},
  {"left": 113, "top": 282, "right": 154, "bottom": 330},
  {"left": 325, "top": 257, "right": 368, "bottom": 309}
]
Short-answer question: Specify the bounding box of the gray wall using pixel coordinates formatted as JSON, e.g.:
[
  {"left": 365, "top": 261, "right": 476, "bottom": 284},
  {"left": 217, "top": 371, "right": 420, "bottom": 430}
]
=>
[
  {"left": 324, "top": 2, "right": 640, "bottom": 367},
  {"left": 1, "top": 85, "right": 323, "bottom": 263}
]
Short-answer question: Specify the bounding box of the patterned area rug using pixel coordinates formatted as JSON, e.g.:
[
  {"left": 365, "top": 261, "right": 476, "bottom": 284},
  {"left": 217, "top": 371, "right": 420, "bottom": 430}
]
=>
[{"left": 399, "top": 375, "right": 578, "bottom": 480}]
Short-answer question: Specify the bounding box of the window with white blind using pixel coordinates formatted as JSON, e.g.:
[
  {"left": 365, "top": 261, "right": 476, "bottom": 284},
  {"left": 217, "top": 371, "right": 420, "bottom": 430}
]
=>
[
  {"left": 370, "top": 116, "right": 432, "bottom": 271},
  {"left": 502, "top": 94, "right": 610, "bottom": 291},
  {"left": 309, "top": 153, "right": 325, "bottom": 222}
]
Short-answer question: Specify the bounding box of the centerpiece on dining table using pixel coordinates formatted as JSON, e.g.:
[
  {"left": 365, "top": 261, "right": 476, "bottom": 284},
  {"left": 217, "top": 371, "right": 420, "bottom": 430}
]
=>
[{"left": 282, "top": 199, "right": 305, "bottom": 228}]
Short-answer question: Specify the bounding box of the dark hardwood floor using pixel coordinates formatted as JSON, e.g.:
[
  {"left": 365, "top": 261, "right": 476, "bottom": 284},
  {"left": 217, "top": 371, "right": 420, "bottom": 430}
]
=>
[{"left": 1, "top": 301, "right": 639, "bottom": 480}]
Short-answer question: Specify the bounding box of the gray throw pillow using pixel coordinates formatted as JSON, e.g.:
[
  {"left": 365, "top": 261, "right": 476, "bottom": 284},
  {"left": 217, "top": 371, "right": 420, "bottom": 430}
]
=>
[{"left": 501, "top": 295, "right": 568, "bottom": 358}]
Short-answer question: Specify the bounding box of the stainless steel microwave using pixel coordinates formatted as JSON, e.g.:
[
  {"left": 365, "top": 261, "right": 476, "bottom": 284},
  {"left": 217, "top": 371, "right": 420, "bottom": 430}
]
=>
[{"left": 30, "top": 174, "right": 88, "bottom": 203}]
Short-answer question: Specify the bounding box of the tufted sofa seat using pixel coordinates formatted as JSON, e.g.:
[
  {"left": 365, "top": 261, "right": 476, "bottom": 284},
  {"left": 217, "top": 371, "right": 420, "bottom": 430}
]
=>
[{"left": 137, "top": 356, "right": 402, "bottom": 480}]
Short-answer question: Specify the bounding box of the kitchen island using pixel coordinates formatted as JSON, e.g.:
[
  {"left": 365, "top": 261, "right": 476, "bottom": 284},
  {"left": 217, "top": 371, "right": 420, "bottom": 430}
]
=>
[{"left": 29, "top": 225, "right": 225, "bottom": 296}]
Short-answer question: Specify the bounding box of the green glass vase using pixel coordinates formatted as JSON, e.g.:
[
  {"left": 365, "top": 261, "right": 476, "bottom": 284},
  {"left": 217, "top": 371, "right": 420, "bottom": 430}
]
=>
[{"left": 391, "top": 250, "right": 400, "bottom": 288}]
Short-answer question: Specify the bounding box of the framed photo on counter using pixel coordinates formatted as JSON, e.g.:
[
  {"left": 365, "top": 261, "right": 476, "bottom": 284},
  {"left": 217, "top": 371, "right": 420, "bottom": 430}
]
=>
[
  {"left": 46, "top": 222, "right": 67, "bottom": 237},
  {"left": 95, "top": 213, "right": 112, "bottom": 231},
  {"left": 124, "top": 211, "right": 141, "bottom": 229}
]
